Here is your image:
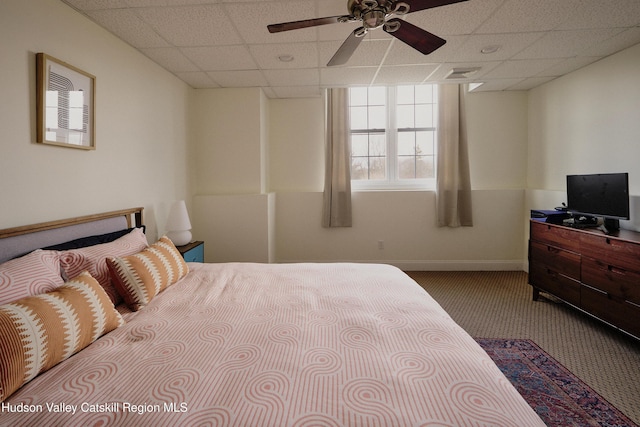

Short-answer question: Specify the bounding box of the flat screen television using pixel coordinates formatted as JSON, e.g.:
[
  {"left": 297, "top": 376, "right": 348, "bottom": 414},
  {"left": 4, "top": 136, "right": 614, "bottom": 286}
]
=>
[{"left": 566, "top": 172, "right": 630, "bottom": 232}]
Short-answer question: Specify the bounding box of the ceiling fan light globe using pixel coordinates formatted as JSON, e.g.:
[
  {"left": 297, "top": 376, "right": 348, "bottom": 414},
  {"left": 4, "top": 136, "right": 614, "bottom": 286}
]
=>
[{"left": 362, "top": 10, "right": 386, "bottom": 29}]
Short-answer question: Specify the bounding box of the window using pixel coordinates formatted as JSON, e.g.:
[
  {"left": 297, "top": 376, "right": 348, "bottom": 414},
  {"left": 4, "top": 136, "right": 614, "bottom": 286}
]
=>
[{"left": 349, "top": 85, "right": 437, "bottom": 190}]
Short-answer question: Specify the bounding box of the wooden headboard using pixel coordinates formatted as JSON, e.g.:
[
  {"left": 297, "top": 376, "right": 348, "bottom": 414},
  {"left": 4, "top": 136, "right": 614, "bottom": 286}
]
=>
[{"left": 0, "top": 207, "right": 144, "bottom": 263}]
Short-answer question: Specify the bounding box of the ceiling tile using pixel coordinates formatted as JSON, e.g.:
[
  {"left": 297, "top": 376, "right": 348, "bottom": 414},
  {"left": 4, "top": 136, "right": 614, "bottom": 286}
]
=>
[
  {"left": 514, "top": 28, "right": 624, "bottom": 59},
  {"left": 578, "top": 27, "right": 640, "bottom": 57},
  {"left": 482, "top": 59, "right": 564, "bottom": 79},
  {"left": 406, "top": 0, "right": 504, "bottom": 36},
  {"left": 263, "top": 69, "right": 320, "bottom": 87},
  {"left": 86, "top": 9, "right": 170, "bottom": 48},
  {"left": 136, "top": 4, "right": 242, "bottom": 46},
  {"left": 59, "top": 0, "right": 640, "bottom": 98},
  {"left": 318, "top": 22, "right": 359, "bottom": 42},
  {"left": 320, "top": 67, "right": 378, "bottom": 86},
  {"left": 469, "top": 78, "right": 526, "bottom": 91},
  {"left": 63, "top": 0, "right": 128, "bottom": 10},
  {"left": 318, "top": 39, "right": 391, "bottom": 67},
  {"left": 207, "top": 70, "right": 269, "bottom": 87},
  {"left": 537, "top": 57, "right": 601, "bottom": 78},
  {"left": 476, "top": 0, "right": 582, "bottom": 34},
  {"left": 383, "top": 36, "right": 468, "bottom": 65},
  {"left": 261, "top": 86, "right": 277, "bottom": 99},
  {"left": 508, "top": 77, "right": 557, "bottom": 91},
  {"left": 557, "top": 0, "right": 640, "bottom": 30},
  {"left": 182, "top": 45, "right": 257, "bottom": 70},
  {"left": 373, "top": 64, "right": 441, "bottom": 85},
  {"left": 139, "top": 47, "right": 200, "bottom": 72},
  {"left": 271, "top": 86, "right": 322, "bottom": 98},
  {"left": 249, "top": 43, "right": 319, "bottom": 69},
  {"left": 453, "top": 33, "right": 545, "bottom": 62},
  {"left": 224, "top": 1, "right": 318, "bottom": 45},
  {"left": 175, "top": 71, "right": 220, "bottom": 88},
  {"left": 125, "top": 0, "right": 221, "bottom": 6}
]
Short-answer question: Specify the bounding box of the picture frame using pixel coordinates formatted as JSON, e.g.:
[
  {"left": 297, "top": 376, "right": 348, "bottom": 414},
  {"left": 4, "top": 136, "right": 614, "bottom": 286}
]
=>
[{"left": 36, "top": 53, "right": 96, "bottom": 150}]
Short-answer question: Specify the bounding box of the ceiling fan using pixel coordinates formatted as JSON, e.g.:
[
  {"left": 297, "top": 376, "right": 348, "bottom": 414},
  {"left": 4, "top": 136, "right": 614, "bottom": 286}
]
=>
[{"left": 268, "top": 0, "right": 469, "bottom": 66}]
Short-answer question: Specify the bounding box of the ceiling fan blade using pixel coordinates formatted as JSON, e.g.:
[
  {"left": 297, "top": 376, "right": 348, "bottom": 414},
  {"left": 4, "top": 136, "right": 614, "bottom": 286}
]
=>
[
  {"left": 328, "top": 30, "right": 364, "bottom": 66},
  {"left": 402, "top": 0, "right": 469, "bottom": 14},
  {"left": 268, "top": 16, "right": 345, "bottom": 33},
  {"left": 384, "top": 18, "right": 446, "bottom": 55}
]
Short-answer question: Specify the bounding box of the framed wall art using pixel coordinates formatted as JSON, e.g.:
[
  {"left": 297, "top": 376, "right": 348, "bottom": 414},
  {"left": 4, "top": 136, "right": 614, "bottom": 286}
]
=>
[{"left": 36, "top": 53, "right": 96, "bottom": 150}]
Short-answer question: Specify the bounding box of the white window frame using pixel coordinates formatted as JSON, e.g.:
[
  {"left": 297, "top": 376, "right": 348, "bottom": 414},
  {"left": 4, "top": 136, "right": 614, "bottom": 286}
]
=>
[{"left": 349, "top": 85, "right": 438, "bottom": 191}]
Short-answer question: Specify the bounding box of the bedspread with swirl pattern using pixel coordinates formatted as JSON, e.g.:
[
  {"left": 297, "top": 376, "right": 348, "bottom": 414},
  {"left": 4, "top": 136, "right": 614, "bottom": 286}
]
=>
[{"left": 1, "top": 263, "right": 544, "bottom": 427}]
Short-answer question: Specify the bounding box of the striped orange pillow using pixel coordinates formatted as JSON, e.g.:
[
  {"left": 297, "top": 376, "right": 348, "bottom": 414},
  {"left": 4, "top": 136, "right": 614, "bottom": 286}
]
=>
[
  {"left": 0, "top": 271, "right": 124, "bottom": 402},
  {"left": 106, "top": 236, "right": 188, "bottom": 311}
]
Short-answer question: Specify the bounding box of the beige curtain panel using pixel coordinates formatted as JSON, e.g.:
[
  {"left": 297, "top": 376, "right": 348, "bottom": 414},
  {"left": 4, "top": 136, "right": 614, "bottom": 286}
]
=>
[
  {"left": 322, "top": 88, "right": 352, "bottom": 228},
  {"left": 436, "top": 84, "right": 473, "bottom": 227}
]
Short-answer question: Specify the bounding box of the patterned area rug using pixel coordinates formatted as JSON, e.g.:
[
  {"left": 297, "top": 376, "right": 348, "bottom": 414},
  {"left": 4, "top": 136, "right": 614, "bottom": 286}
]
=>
[{"left": 477, "top": 338, "right": 638, "bottom": 427}]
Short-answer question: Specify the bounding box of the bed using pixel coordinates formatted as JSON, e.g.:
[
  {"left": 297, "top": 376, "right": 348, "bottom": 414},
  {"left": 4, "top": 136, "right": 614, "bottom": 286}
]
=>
[{"left": 0, "top": 208, "right": 544, "bottom": 426}]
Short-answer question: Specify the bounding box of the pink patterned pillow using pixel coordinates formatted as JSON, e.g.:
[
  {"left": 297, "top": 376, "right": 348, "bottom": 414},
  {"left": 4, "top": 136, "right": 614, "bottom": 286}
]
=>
[
  {"left": 59, "top": 228, "right": 148, "bottom": 305},
  {"left": 0, "top": 250, "right": 65, "bottom": 306}
]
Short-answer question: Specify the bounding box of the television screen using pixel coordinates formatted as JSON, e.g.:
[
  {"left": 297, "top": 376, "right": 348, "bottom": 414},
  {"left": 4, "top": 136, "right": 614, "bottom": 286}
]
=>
[{"left": 566, "top": 173, "right": 630, "bottom": 220}]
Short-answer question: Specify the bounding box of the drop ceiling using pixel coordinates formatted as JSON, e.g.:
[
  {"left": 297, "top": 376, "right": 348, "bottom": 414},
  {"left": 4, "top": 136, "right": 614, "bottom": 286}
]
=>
[{"left": 60, "top": 0, "right": 640, "bottom": 98}]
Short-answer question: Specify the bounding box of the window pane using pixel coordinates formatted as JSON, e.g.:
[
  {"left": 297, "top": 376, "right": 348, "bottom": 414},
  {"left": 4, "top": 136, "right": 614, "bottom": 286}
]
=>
[
  {"left": 350, "top": 106, "right": 368, "bottom": 129},
  {"left": 350, "top": 87, "right": 368, "bottom": 106},
  {"left": 351, "top": 157, "right": 368, "bottom": 180},
  {"left": 398, "top": 156, "right": 415, "bottom": 179},
  {"left": 416, "top": 156, "right": 434, "bottom": 178},
  {"left": 368, "top": 87, "right": 386, "bottom": 105},
  {"left": 351, "top": 134, "right": 369, "bottom": 156},
  {"left": 370, "top": 157, "right": 386, "bottom": 180},
  {"left": 415, "top": 85, "right": 433, "bottom": 104},
  {"left": 368, "top": 105, "right": 386, "bottom": 129},
  {"left": 349, "top": 84, "right": 438, "bottom": 186},
  {"left": 416, "top": 131, "right": 434, "bottom": 155},
  {"left": 397, "top": 132, "right": 415, "bottom": 155},
  {"left": 369, "top": 133, "right": 386, "bottom": 155},
  {"left": 397, "top": 85, "right": 414, "bottom": 105},
  {"left": 415, "top": 104, "right": 434, "bottom": 128},
  {"left": 397, "top": 105, "right": 414, "bottom": 128}
]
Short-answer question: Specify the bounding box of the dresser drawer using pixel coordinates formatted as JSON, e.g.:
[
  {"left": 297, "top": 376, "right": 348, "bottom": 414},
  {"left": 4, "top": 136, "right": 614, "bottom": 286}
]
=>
[
  {"left": 529, "top": 263, "right": 581, "bottom": 306},
  {"left": 581, "top": 286, "right": 640, "bottom": 338},
  {"left": 530, "top": 221, "right": 581, "bottom": 252},
  {"left": 582, "top": 257, "right": 640, "bottom": 305},
  {"left": 580, "top": 233, "right": 640, "bottom": 272},
  {"left": 529, "top": 240, "right": 581, "bottom": 280}
]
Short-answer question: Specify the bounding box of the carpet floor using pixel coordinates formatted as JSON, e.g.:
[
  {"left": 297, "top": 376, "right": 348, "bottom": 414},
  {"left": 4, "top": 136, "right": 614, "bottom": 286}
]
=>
[
  {"left": 406, "top": 271, "right": 640, "bottom": 425},
  {"left": 478, "top": 338, "right": 638, "bottom": 427}
]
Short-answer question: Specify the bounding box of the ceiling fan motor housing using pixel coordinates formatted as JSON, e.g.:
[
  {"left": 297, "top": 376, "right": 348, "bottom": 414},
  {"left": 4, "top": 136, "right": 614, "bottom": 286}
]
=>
[
  {"left": 348, "top": 0, "right": 409, "bottom": 29},
  {"left": 349, "top": 0, "right": 390, "bottom": 17}
]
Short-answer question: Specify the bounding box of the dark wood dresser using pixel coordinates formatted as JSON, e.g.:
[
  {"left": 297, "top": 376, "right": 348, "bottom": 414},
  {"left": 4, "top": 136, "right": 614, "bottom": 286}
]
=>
[{"left": 529, "top": 220, "right": 640, "bottom": 339}]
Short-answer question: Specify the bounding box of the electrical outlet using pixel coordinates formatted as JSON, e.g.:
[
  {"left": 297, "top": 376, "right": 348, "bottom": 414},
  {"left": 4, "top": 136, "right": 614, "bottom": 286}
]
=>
[{"left": 378, "top": 240, "right": 384, "bottom": 250}]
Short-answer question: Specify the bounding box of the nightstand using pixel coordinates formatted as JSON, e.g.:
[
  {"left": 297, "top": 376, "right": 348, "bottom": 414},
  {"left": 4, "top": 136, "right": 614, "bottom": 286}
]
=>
[{"left": 176, "top": 241, "right": 204, "bottom": 263}]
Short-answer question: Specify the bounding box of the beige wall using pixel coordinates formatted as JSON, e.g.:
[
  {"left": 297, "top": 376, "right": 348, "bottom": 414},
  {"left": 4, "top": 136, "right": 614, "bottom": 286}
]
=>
[
  {"left": 191, "top": 87, "right": 529, "bottom": 268},
  {"left": 527, "top": 43, "right": 640, "bottom": 232},
  {"left": 6, "top": 0, "right": 637, "bottom": 269},
  {"left": 0, "top": 0, "right": 192, "bottom": 240}
]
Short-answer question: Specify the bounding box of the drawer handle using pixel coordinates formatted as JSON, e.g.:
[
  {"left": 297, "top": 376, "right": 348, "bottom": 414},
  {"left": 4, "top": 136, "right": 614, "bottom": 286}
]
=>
[{"left": 607, "top": 265, "right": 626, "bottom": 275}]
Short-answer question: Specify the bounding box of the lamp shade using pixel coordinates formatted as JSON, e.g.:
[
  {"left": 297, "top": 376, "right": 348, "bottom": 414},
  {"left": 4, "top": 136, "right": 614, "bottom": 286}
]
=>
[{"left": 166, "top": 200, "right": 192, "bottom": 246}]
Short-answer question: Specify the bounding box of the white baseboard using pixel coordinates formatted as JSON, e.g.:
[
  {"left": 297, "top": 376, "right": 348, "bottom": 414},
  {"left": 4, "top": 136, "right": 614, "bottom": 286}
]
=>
[
  {"left": 390, "top": 260, "right": 525, "bottom": 271},
  {"left": 276, "top": 259, "right": 526, "bottom": 271}
]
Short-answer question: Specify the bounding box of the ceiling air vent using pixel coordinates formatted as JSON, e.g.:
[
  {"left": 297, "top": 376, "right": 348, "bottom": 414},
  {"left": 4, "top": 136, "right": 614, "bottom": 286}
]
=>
[{"left": 446, "top": 67, "right": 481, "bottom": 79}]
